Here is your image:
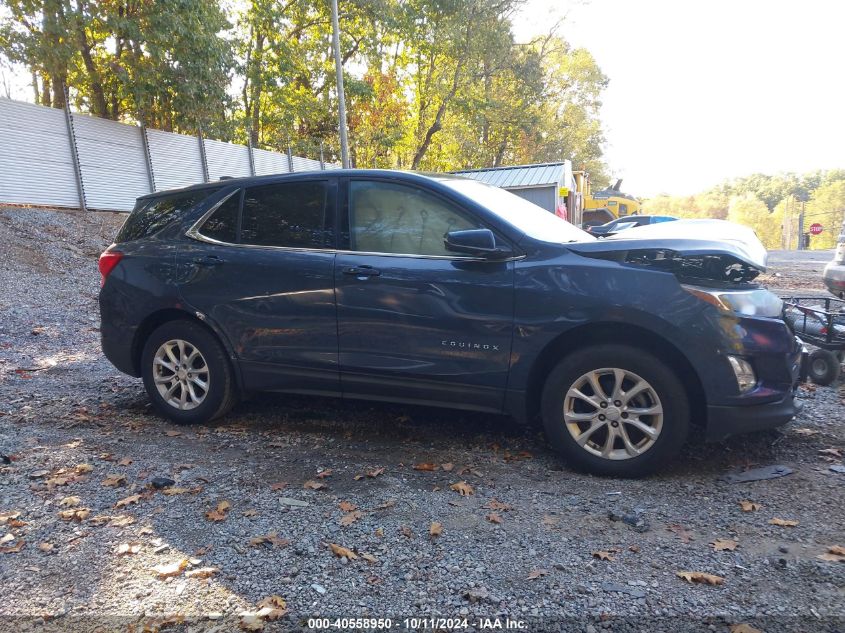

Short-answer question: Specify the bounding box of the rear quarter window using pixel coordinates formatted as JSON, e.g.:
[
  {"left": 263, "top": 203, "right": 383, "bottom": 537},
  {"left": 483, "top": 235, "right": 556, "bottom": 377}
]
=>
[{"left": 116, "top": 189, "right": 218, "bottom": 243}]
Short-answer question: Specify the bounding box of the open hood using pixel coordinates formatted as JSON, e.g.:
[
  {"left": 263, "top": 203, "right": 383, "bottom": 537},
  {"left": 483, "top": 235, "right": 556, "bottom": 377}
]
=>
[{"left": 567, "top": 219, "right": 768, "bottom": 284}]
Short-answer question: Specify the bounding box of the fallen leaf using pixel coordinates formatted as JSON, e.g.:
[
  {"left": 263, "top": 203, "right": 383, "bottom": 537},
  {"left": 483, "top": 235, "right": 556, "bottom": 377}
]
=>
[
  {"left": 341, "top": 511, "right": 362, "bottom": 527},
  {"left": 430, "top": 522, "right": 443, "bottom": 537},
  {"left": 1, "top": 533, "right": 14, "bottom": 544},
  {"left": 441, "top": 462, "right": 454, "bottom": 472},
  {"left": 329, "top": 543, "right": 357, "bottom": 559},
  {"left": 102, "top": 474, "right": 127, "bottom": 487},
  {"left": 59, "top": 496, "right": 81, "bottom": 507},
  {"left": 629, "top": 545, "right": 641, "bottom": 553},
  {"left": 676, "top": 571, "right": 724, "bottom": 585},
  {"left": 353, "top": 474, "right": 364, "bottom": 481},
  {"left": 730, "top": 625, "right": 764, "bottom": 633},
  {"left": 185, "top": 566, "right": 219, "bottom": 579},
  {"left": 153, "top": 559, "right": 189, "bottom": 578},
  {"left": 161, "top": 486, "right": 200, "bottom": 496},
  {"left": 117, "top": 543, "right": 141, "bottom": 555},
  {"left": 366, "top": 467, "right": 385, "bottom": 478},
  {"left": 413, "top": 463, "right": 438, "bottom": 471},
  {"left": 816, "top": 552, "right": 845, "bottom": 563},
  {"left": 592, "top": 550, "right": 614, "bottom": 561},
  {"left": 339, "top": 501, "right": 358, "bottom": 512},
  {"left": 374, "top": 528, "right": 384, "bottom": 537},
  {"left": 769, "top": 518, "right": 799, "bottom": 527},
  {"left": 362, "top": 553, "right": 378, "bottom": 563},
  {"left": 526, "top": 569, "right": 548, "bottom": 579},
  {"left": 0, "top": 539, "right": 25, "bottom": 554},
  {"left": 114, "top": 494, "right": 142, "bottom": 509},
  {"left": 819, "top": 447, "right": 843, "bottom": 458},
  {"left": 270, "top": 482, "right": 288, "bottom": 491},
  {"left": 483, "top": 499, "right": 512, "bottom": 511},
  {"left": 118, "top": 457, "right": 133, "bottom": 466},
  {"left": 486, "top": 513, "right": 502, "bottom": 524},
  {"left": 739, "top": 500, "right": 761, "bottom": 512},
  {"left": 58, "top": 508, "right": 90, "bottom": 522},
  {"left": 711, "top": 539, "right": 739, "bottom": 551},
  {"left": 108, "top": 515, "right": 135, "bottom": 527},
  {"left": 449, "top": 481, "right": 474, "bottom": 496},
  {"left": 249, "top": 532, "right": 289, "bottom": 548},
  {"left": 828, "top": 545, "right": 845, "bottom": 556},
  {"left": 38, "top": 542, "right": 54, "bottom": 553},
  {"left": 0, "top": 511, "right": 21, "bottom": 524},
  {"left": 400, "top": 525, "right": 413, "bottom": 538},
  {"left": 303, "top": 480, "right": 327, "bottom": 491},
  {"left": 255, "top": 595, "right": 287, "bottom": 620},
  {"left": 75, "top": 464, "right": 93, "bottom": 474},
  {"left": 239, "top": 614, "right": 265, "bottom": 631},
  {"left": 164, "top": 430, "right": 182, "bottom": 437},
  {"left": 315, "top": 469, "right": 333, "bottom": 479},
  {"left": 242, "top": 509, "right": 259, "bottom": 517}
]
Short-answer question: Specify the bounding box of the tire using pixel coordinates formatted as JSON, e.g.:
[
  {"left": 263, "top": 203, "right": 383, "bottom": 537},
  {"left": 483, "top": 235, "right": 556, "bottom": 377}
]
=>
[
  {"left": 808, "top": 349, "right": 840, "bottom": 386},
  {"left": 541, "top": 344, "right": 690, "bottom": 477},
  {"left": 141, "top": 319, "right": 237, "bottom": 425}
]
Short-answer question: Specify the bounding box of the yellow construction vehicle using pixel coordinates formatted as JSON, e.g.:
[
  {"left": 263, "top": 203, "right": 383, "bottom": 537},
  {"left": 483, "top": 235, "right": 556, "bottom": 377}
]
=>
[{"left": 574, "top": 173, "right": 641, "bottom": 228}]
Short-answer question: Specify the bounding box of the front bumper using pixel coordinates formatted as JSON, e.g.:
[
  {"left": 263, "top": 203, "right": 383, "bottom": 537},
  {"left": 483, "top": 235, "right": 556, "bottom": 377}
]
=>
[{"left": 705, "top": 390, "right": 803, "bottom": 441}]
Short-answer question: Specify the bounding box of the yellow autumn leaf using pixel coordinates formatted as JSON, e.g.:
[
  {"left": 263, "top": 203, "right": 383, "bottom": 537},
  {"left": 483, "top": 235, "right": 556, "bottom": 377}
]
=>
[
  {"left": 711, "top": 539, "right": 739, "bottom": 551},
  {"left": 59, "top": 496, "right": 81, "bottom": 507},
  {"left": 676, "top": 571, "right": 725, "bottom": 585},
  {"left": 769, "top": 518, "right": 799, "bottom": 527},
  {"left": 102, "top": 474, "right": 127, "bottom": 487},
  {"left": 430, "top": 522, "right": 443, "bottom": 537},
  {"left": 329, "top": 543, "right": 357, "bottom": 559},
  {"left": 153, "top": 559, "right": 189, "bottom": 578},
  {"left": 592, "top": 550, "right": 614, "bottom": 561},
  {"left": 75, "top": 464, "right": 93, "bottom": 474},
  {"left": 449, "top": 481, "right": 474, "bottom": 496},
  {"left": 114, "top": 494, "right": 142, "bottom": 509},
  {"left": 185, "top": 566, "right": 219, "bottom": 579},
  {"left": 739, "top": 500, "right": 761, "bottom": 512}
]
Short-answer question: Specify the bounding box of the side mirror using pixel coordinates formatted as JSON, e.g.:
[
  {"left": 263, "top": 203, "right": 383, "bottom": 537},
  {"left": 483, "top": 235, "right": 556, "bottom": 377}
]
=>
[{"left": 444, "top": 229, "right": 512, "bottom": 259}]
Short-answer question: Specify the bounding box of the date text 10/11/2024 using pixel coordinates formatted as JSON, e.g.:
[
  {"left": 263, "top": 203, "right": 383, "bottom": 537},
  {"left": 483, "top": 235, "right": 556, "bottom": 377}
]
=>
[{"left": 307, "top": 617, "right": 529, "bottom": 630}]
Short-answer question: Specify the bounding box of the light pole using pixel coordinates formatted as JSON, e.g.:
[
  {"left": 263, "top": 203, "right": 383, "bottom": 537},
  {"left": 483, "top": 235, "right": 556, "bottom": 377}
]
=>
[{"left": 330, "top": 0, "right": 350, "bottom": 168}]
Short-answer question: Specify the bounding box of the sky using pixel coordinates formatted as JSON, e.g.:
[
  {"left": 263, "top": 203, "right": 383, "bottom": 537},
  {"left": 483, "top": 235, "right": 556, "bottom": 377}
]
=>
[
  {"left": 2, "top": 0, "right": 843, "bottom": 197},
  {"left": 513, "top": 0, "right": 845, "bottom": 196}
]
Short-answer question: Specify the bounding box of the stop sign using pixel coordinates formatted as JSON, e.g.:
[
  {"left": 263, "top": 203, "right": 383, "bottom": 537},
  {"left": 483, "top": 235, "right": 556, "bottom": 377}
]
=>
[{"left": 810, "top": 223, "right": 824, "bottom": 235}]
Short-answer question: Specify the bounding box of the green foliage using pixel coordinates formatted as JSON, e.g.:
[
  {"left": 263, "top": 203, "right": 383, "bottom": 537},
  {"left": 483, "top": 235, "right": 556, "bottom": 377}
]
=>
[
  {"left": 643, "top": 170, "right": 845, "bottom": 250},
  {"left": 0, "top": 0, "right": 611, "bottom": 175}
]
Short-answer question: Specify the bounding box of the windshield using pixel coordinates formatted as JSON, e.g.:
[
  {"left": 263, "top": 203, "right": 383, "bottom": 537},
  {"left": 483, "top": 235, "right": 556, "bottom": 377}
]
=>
[{"left": 439, "top": 178, "right": 594, "bottom": 244}]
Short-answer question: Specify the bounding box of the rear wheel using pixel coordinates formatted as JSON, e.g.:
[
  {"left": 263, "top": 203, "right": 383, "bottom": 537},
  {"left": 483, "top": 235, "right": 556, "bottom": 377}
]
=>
[
  {"left": 541, "top": 344, "right": 690, "bottom": 477},
  {"left": 141, "top": 320, "right": 237, "bottom": 424}
]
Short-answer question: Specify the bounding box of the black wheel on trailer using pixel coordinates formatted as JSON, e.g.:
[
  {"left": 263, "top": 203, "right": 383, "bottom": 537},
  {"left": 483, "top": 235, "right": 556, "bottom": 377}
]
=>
[{"left": 807, "top": 349, "right": 840, "bottom": 386}]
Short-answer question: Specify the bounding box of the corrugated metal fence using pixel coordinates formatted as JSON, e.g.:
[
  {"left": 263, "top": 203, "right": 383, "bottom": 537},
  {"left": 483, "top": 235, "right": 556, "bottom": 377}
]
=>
[{"left": 0, "top": 97, "right": 335, "bottom": 212}]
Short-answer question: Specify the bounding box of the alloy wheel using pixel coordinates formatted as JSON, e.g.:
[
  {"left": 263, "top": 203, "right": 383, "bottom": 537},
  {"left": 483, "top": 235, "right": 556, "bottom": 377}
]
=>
[
  {"left": 152, "top": 339, "right": 210, "bottom": 410},
  {"left": 563, "top": 367, "right": 663, "bottom": 460}
]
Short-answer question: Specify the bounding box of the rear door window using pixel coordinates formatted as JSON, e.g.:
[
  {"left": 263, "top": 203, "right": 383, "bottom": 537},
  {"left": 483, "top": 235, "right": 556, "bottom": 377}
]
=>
[
  {"left": 198, "top": 191, "right": 241, "bottom": 243},
  {"left": 117, "top": 189, "right": 218, "bottom": 242},
  {"left": 240, "top": 181, "right": 331, "bottom": 248}
]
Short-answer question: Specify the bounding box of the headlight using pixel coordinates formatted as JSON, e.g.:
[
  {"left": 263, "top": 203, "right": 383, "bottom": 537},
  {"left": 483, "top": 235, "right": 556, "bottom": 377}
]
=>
[{"left": 682, "top": 285, "right": 783, "bottom": 317}]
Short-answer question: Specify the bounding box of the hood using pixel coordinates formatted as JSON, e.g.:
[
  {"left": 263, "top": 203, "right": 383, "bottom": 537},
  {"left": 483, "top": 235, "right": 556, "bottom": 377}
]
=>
[{"left": 567, "top": 219, "right": 768, "bottom": 284}]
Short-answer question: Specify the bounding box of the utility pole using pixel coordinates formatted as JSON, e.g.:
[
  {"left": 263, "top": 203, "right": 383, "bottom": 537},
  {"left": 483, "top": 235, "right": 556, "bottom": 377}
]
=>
[
  {"left": 797, "top": 200, "right": 806, "bottom": 250},
  {"left": 330, "top": 0, "right": 350, "bottom": 168}
]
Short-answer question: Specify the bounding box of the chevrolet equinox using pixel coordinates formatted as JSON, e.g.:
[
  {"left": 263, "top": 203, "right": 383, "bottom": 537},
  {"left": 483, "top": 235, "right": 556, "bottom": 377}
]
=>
[{"left": 99, "top": 170, "right": 804, "bottom": 477}]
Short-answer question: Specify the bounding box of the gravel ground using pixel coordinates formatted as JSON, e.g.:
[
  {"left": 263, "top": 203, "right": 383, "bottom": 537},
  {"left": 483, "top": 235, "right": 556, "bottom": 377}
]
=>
[{"left": 1, "top": 206, "right": 844, "bottom": 633}]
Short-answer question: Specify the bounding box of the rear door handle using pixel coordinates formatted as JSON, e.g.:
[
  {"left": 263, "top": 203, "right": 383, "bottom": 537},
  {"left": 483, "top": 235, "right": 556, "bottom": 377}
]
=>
[
  {"left": 342, "top": 265, "right": 380, "bottom": 277},
  {"left": 193, "top": 255, "right": 225, "bottom": 267}
]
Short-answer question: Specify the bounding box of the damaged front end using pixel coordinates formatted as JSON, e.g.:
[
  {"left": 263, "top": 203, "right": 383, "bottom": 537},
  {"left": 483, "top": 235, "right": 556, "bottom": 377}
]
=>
[{"left": 567, "top": 219, "right": 768, "bottom": 286}]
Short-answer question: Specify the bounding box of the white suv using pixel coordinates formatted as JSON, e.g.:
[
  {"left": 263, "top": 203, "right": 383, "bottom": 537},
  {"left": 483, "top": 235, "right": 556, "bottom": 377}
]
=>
[{"left": 823, "top": 220, "right": 845, "bottom": 297}]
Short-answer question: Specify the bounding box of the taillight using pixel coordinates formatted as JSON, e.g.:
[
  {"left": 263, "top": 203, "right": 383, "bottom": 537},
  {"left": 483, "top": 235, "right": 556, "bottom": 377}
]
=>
[{"left": 98, "top": 248, "right": 123, "bottom": 287}]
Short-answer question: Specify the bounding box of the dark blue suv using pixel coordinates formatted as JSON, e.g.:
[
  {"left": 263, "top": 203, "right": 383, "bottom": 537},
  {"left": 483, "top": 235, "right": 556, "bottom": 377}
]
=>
[{"left": 99, "top": 170, "right": 804, "bottom": 476}]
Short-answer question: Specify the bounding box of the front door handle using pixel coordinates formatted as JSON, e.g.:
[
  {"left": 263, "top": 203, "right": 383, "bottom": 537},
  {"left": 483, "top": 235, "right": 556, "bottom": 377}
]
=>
[
  {"left": 193, "top": 255, "right": 225, "bottom": 267},
  {"left": 342, "top": 265, "right": 381, "bottom": 277}
]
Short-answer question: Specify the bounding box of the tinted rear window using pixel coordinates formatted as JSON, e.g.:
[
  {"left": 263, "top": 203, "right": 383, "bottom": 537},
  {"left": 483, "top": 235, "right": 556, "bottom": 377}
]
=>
[
  {"left": 240, "top": 181, "right": 330, "bottom": 248},
  {"left": 116, "top": 189, "right": 218, "bottom": 242},
  {"left": 198, "top": 191, "right": 241, "bottom": 243}
]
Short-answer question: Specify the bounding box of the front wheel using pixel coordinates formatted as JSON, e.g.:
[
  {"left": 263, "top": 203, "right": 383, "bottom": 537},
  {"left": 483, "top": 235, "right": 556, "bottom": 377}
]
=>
[
  {"left": 141, "top": 320, "right": 237, "bottom": 425},
  {"left": 808, "top": 349, "right": 840, "bottom": 386},
  {"left": 541, "top": 344, "right": 690, "bottom": 477}
]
